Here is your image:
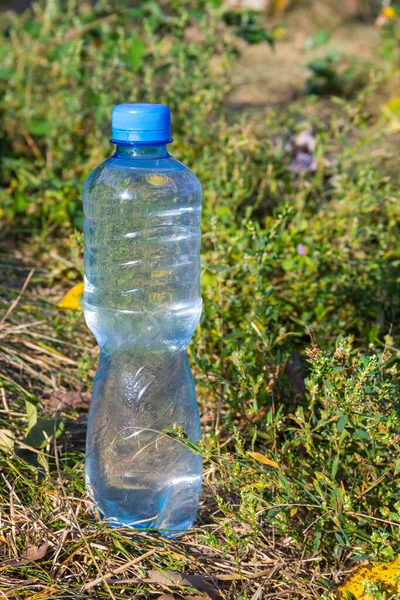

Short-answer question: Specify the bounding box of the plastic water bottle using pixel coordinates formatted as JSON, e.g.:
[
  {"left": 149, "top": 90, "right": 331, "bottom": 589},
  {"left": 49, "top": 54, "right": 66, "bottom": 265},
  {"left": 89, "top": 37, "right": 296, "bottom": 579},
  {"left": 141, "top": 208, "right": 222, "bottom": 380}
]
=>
[{"left": 83, "top": 104, "right": 202, "bottom": 536}]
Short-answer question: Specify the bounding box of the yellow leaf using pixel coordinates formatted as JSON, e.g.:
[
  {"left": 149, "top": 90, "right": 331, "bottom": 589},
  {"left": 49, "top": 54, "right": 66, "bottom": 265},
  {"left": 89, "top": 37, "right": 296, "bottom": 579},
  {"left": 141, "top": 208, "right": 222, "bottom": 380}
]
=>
[
  {"left": 0, "top": 429, "right": 14, "bottom": 453},
  {"left": 338, "top": 555, "right": 400, "bottom": 599},
  {"left": 145, "top": 174, "right": 169, "bottom": 187},
  {"left": 248, "top": 451, "right": 279, "bottom": 468},
  {"left": 58, "top": 282, "right": 84, "bottom": 310}
]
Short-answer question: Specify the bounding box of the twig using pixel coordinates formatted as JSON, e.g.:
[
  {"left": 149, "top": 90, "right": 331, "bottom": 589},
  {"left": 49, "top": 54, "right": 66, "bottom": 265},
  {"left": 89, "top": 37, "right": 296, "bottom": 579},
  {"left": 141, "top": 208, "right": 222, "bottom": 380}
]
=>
[
  {"left": 64, "top": 14, "right": 118, "bottom": 41},
  {"left": 82, "top": 548, "right": 158, "bottom": 591},
  {"left": 1, "top": 387, "right": 9, "bottom": 413},
  {"left": 0, "top": 269, "right": 35, "bottom": 327},
  {"left": 0, "top": 409, "right": 26, "bottom": 417},
  {"left": 356, "top": 469, "right": 391, "bottom": 499},
  {"left": 19, "top": 340, "right": 77, "bottom": 365},
  {"left": 0, "top": 320, "right": 46, "bottom": 333},
  {"left": 350, "top": 511, "right": 400, "bottom": 527},
  {"left": 21, "top": 130, "right": 45, "bottom": 164}
]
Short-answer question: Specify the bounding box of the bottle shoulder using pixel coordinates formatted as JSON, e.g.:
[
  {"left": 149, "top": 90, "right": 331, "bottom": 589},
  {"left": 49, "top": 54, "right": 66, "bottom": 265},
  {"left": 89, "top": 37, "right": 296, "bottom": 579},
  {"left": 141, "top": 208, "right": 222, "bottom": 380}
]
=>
[
  {"left": 83, "top": 154, "right": 201, "bottom": 192},
  {"left": 83, "top": 154, "right": 202, "bottom": 202}
]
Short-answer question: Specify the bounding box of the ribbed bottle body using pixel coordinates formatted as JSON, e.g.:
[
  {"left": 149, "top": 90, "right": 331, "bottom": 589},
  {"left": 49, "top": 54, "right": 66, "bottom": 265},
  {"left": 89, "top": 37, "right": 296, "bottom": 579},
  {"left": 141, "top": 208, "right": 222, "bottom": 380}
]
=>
[{"left": 83, "top": 148, "right": 202, "bottom": 535}]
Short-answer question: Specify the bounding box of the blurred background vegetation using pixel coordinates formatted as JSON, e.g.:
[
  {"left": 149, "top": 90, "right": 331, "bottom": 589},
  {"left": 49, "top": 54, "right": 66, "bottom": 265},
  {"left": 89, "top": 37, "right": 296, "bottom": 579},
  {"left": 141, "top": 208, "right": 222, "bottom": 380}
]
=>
[{"left": 1, "top": 1, "right": 400, "bottom": 598}]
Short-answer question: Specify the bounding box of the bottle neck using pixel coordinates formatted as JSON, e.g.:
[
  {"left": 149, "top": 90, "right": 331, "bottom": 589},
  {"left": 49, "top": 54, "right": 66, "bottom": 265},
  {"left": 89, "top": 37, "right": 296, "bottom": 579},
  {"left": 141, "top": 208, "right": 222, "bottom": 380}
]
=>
[{"left": 114, "top": 144, "right": 169, "bottom": 159}]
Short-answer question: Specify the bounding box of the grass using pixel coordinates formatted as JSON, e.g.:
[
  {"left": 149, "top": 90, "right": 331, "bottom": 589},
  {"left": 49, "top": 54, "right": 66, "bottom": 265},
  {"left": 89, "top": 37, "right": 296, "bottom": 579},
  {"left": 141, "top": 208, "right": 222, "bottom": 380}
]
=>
[{"left": 1, "top": 1, "right": 400, "bottom": 598}]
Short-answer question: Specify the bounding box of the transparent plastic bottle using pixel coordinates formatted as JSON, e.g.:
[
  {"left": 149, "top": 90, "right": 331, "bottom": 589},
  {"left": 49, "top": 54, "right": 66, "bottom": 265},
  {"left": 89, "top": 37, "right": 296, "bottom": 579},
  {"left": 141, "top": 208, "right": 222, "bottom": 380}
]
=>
[{"left": 83, "top": 104, "right": 202, "bottom": 536}]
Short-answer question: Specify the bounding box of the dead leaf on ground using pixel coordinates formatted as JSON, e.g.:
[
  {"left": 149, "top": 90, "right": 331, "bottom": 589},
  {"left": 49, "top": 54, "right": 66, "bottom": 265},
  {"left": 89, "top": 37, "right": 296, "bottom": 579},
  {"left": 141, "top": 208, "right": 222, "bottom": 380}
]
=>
[
  {"left": 2, "top": 558, "right": 31, "bottom": 567},
  {"left": 148, "top": 569, "right": 190, "bottom": 585},
  {"left": 22, "top": 541, "right": 49, "bottom": 561},
  {"left": 58, "top": 282, "right": 84, "bottom": 310},
  {"left": 184, "top": 575, "right": 219, "bottom": 598},
  {"left": 47, "top": 391, "right": 90, "bottom": 413},
  {"left": 147, "top": 569, "right": 220, "bottom": 599}
]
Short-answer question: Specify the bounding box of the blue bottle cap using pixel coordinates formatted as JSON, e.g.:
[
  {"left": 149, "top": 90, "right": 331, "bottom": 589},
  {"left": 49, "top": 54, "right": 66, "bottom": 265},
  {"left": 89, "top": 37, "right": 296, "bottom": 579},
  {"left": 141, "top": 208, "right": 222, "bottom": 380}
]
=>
[{"left": 111, "top": 103, "right": 172, "bottom": 145}]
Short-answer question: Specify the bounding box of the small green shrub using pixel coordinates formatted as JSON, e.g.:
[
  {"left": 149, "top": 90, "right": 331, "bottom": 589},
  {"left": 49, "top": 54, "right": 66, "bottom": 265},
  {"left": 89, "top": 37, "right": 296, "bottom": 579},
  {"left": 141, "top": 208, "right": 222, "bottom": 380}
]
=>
[
  {"left": 305, "top": 51, "right": 369, "bottom": 97},
  {"left": 223, "top": 8, "right": 274, "bottom": 46}
]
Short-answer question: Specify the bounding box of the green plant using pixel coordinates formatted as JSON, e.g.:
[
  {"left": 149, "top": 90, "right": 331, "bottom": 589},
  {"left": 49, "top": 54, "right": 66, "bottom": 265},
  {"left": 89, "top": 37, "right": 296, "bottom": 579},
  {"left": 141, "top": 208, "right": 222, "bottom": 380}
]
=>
[
  {"left": 305, "top": 51, "right": 369, "bottom": 97},
  {"left": 223, "top": 8, "right": 274, "bottom": 46}
]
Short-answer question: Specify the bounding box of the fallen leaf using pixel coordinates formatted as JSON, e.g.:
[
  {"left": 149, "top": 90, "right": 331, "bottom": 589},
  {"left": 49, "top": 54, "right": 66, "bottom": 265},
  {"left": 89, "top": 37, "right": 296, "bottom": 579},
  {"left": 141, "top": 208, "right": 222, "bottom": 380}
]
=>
[
  {"left": 0, "top": 429, "right": 14, "bottom": 453},
  {"left": 58, "top": 282, "right": 84, "bottom": 310},
  {"left": 2, "top": 558, "right": 31, "bottom": 567},
  {"left": 147, "top": 570, "right": 220, "bottom": 599},
  {"left": 148, "top": 569, "right": 188, "bottom": 586},
  {"left": 47, "top": 391, "right": 90, "bottom": 413},
  {"left": 184, "top": 576, "right": 218, "bottom": 599},
  {"left": 248, "top": 452, "right": 279, "bottom": 469},
  {"left": 338, "top": 555, "right": 400, "bottom": 599},
  {"left": 23, "top": 541, "right": 49, "bottom": 561},
  {"left": 157, "top": 596, "right": 176, "bottom": 600}
]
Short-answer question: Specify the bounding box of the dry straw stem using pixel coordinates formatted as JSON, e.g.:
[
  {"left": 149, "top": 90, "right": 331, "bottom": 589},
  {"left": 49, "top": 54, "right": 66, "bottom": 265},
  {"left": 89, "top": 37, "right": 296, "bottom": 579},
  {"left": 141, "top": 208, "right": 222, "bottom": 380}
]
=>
[
  {"left": 82, "top": 548, "right": 158, "bottom": 590},
  {"left": 0, "top": 269, "right": 34, "bottom": 327}
]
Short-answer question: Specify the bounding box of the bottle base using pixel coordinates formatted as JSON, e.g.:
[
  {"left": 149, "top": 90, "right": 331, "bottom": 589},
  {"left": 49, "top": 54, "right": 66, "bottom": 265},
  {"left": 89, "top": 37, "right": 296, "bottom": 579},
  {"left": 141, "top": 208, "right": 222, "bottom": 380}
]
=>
[
  {"left": 86, "top": 483, "right": 197, "bottom": 538},
  {"left": 86, "top": 469, "right": 201, "bottom": 538}
]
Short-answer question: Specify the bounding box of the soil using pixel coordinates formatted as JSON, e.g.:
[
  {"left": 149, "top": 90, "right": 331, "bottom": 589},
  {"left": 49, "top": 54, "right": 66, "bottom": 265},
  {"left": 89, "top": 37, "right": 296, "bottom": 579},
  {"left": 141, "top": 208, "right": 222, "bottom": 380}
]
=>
[{"left": 227, "top": 4, "right": 381, "bottom": 108}]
